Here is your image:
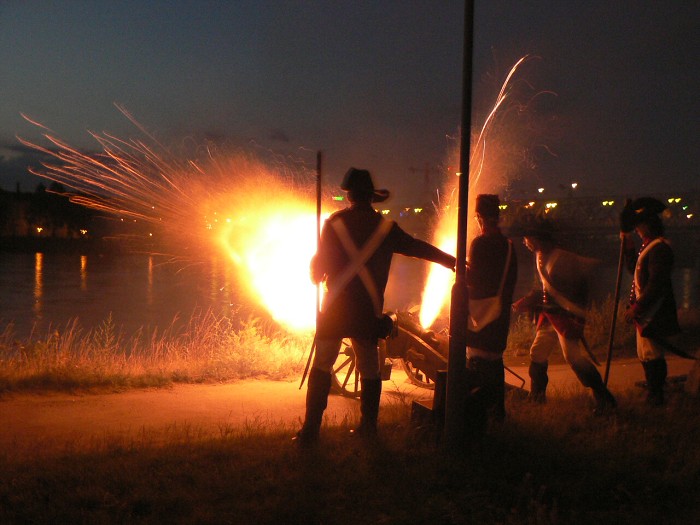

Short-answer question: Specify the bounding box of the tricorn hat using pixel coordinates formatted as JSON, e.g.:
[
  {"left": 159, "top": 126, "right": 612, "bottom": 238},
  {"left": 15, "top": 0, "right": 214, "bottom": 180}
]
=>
[
  {"left": 341, "top": 168, "right": 390, "bottom": 203},
  {"left": 619, "top": 197, "right": 666, "bottom": 233},
  {"left": 475, "top": 194, "right": 500, "bottom": 219},
  {"left": 515, "top": 214, "right": 555, "bottom": 242}
]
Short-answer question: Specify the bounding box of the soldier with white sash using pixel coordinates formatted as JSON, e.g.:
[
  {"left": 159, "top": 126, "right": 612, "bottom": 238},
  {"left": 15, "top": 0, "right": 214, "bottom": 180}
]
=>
[
  {"left": 620, "top": 197, "right": 681, "bottom": 406},
  {"left": 513, "top": 219, "right": 616, "bottom": 413},
  {"left": 294, "top": 168, "right": 456, "bottom": 446},
  {"left": 465, "top": 194, "right": 518, "bottom": 422}
]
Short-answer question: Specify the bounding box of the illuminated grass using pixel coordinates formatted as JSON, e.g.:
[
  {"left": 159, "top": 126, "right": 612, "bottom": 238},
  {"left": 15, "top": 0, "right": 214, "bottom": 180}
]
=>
[{"left": 0, "top": 311, "right": 310, "bottom": 393}]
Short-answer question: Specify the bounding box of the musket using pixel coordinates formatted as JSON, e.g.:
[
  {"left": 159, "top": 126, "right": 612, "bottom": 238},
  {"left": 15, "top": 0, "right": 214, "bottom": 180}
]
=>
[
  {"left": 604, "top": 199, "right": 630, "bottom": 385},
  {"left": 580, "top": 334, "right": 601, "bottom": 367},
  {"left": 299, "top": 151, "right": 323, "bottom": 389}
]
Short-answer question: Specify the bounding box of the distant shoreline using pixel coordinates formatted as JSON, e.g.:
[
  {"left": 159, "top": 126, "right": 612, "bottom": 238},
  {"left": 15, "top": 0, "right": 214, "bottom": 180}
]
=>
[{"left": 0, "top": 236, "right": 152, "bottom": 255}]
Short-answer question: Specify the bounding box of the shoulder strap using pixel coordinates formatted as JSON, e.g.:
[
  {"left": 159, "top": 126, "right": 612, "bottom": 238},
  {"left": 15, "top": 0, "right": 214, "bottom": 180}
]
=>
[{"left": 323, "top": 217, "right": 393, "bottom": 316}]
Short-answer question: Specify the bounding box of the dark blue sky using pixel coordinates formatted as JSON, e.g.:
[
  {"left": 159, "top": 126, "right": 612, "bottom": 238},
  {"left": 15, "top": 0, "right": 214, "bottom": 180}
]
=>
[{"left": 1, "top": 1, "right": 697, "bottom": 203}]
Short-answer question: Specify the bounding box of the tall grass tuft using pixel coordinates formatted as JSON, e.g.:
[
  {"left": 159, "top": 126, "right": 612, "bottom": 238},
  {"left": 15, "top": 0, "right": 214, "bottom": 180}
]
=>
[{"left": 0, "top": 310, "right": 311, "bottom": 394}]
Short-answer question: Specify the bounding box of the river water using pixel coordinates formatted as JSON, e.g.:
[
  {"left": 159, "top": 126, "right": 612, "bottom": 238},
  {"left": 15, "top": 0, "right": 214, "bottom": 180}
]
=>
[{"left": 0, "top": 249, "right": 698, "bottom": 340}]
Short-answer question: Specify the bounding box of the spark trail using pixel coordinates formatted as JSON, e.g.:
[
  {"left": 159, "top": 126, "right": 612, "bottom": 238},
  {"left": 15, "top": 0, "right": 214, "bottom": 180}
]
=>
[
  {"left": 18, "top": 109, "right": 324, "bottom": 333},
  {"left": 419, "top": 55, "right": 552, "bottom": 328}
]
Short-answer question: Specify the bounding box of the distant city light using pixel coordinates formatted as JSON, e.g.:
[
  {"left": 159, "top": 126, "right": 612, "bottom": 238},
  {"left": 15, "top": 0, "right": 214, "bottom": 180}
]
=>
[
  {"left": 499, "top": 204, "right": 508, "bottom": 210},
  {"left": 538, "top": 188, "right": 545, "bottom": 193},
  {"left": 413, "top": 208, "right": 423, "bottom": 213},
  {"left": 545, "top": 202, "right": 558, "bottom": 209},
  {"left": 381, "top": 209, "right": 390, "bottom": 215},
  {"left": 332, "top": 195, "right": 344, "bottom": 201},
  {"left": 571, "top": 182, "right": 578, "bottom": 189},
  {"left": 602, "top": 200, "right": 615, "bottom": 206}
]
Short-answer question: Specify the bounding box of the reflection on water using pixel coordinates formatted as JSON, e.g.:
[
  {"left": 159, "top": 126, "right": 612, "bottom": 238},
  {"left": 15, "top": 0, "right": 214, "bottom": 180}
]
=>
[
  {"left": 80, "top": 255, "right": 88, "bottom": 291},
  {"left": 679, "top": 268, "right": 696, "bottom": 310},
  {"left": 0, "top": 251, "right": 697, "bottom": 340},
  {"left": 0, "top": 252, "right": 251, "bottom": 339},
  {"left": 33, "top": 252, "right": 43, "bottom": 318},
  {"left": 147, "top": 255, "right": 154, "bottom": 307}
]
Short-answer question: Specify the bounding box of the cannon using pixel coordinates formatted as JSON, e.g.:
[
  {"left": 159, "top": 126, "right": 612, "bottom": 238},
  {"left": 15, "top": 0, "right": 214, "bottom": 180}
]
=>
[
  {"left": 331, "top": 309, "right": 526, "bottom": 398},
  {"left": 331, "top": 309, "right": 450, "bottom": 398}
]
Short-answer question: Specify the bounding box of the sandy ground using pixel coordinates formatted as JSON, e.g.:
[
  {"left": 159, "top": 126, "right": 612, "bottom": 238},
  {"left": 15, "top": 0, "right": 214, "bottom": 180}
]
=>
[{"left": 0, "top": 357, "right": 695, "bottom": 453}]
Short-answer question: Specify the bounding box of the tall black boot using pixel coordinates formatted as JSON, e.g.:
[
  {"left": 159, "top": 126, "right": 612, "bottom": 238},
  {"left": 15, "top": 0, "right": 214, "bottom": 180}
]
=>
[
  {"left": 528, "top": 361, "right": 549, "bottom": 403},
  {"left": 571, "top": 363, "right": 617, "bottom": 413},
  {"left": 293, "top": 368, "right": 332, "bottom": 446},
  {"left": 350, "top": 378, "right": 382, "bottom": 438},
  {"left": 642, "top": 358, "right": 667, "bottom": 406}
]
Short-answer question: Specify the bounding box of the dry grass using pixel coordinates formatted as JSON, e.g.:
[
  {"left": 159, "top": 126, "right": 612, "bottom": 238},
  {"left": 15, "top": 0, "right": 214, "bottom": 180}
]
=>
[{"left": 0, "top": 311, "right": 311, "bottom": 394}]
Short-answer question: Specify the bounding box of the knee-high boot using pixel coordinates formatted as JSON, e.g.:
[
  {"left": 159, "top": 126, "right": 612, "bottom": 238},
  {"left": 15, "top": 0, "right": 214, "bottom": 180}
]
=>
[
  {"left": 528, "top": 361, "right": 549, "bottom": 403},
  {"left": 571, "top": 362, "right": 617, "bottom": 413},
  {"left": 642, "top": 358, "right": 667, "bottom": 406},
  {"left": 351, "top": 378, "right": 382, "bottom": 437},
  {"left": 293, "top": 368, "right": 332, "bottom": 445}
]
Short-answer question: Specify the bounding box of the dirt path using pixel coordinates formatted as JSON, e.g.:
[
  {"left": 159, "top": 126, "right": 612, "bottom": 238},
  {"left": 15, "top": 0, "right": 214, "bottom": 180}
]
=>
[{"left": 1, "top": 358, "right": 694, "bottom": 453}]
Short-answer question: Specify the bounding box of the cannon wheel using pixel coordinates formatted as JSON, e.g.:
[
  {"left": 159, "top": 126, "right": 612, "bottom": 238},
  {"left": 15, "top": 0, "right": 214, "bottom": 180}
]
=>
[
  {"left": 331, "top": 339, "right": 388, "bottom": 399},
  {"left": 331, "top": 340, "right": 361, "bottom": 398},
  {"left": 401, "top": 359, "right": 436, "bottom": 390}
]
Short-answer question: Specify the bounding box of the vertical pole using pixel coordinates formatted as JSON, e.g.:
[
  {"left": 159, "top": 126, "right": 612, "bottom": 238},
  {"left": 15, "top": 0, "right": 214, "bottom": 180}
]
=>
[
  {"left": 299, "top": 151, "right": 323, "bottom": 389},
  {"left": 443, "top": 0, "right": 474, "bottom": 448},
  {"left": 604, "top": 205, "right": 628, "bottom": 385},
  {"left": 316, "top": 151, "right": 323, "bottom": 316}
]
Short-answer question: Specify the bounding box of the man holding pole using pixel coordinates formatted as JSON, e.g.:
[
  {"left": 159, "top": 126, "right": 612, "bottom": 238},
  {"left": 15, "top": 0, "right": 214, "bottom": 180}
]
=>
[{"left": 294, "top": 168, "right": 456, "bottom": 446}]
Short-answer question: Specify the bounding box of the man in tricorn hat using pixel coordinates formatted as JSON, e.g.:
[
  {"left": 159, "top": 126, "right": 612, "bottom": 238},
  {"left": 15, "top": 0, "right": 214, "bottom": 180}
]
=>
[
  {"left": 465, "top": 194, "right": 518, "bottom": 422},
  {"left": 620, "top": 197, "right": 681, "bottom": 406},
  {"left": 513, "top": 217, "right": 617, "bottom": 413},
  {"left": 294, "top": 168, "right": 456, "bottom": 446}
]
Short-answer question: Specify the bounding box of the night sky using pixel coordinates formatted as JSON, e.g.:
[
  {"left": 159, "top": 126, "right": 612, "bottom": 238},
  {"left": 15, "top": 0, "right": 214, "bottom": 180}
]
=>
[{"left": 1, "top": 1, "right": 697, "bottom": 204}]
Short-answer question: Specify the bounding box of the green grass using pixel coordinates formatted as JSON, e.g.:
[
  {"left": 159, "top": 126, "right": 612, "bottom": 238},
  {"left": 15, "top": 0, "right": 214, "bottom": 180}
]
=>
[{"left": 0, "top": 388, "right": 698, "bottom": 524}]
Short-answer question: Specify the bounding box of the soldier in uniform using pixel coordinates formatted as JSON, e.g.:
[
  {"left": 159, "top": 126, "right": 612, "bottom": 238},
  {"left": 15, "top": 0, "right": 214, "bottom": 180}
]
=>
[
  {"left": 294, "top": 168, "right": 456, "bottom": 446},
  {"left": 465, "top": 194, "right": 518, "bottom": 421},
  {"left": 512, "top": 219, "right": 616, "bottom": 413},
  {"left": 620, "top": 197, "right": 681, "bottom": 406}
]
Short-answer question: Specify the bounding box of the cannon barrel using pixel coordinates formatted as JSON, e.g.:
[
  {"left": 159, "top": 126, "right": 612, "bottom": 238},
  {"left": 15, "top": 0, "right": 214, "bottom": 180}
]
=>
[{"left": 384, "top": 310, "right": 449, "bottom": 385}]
